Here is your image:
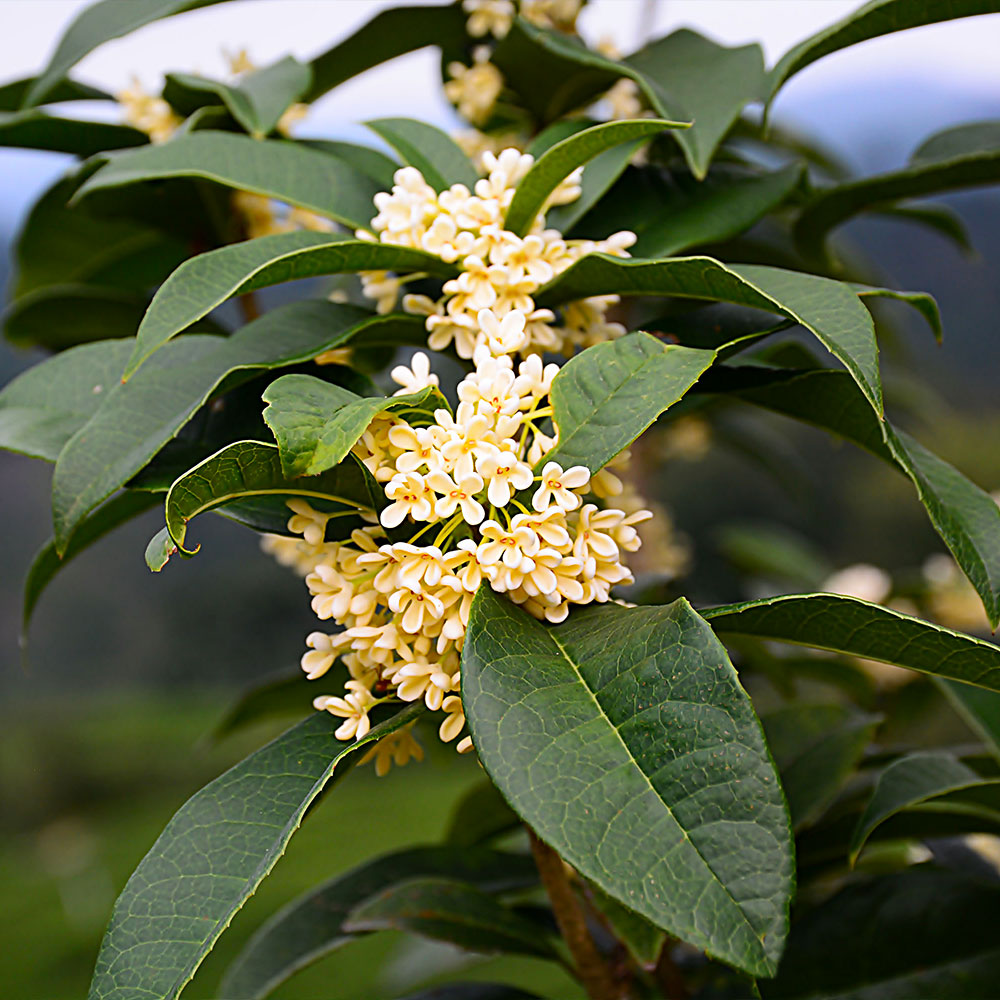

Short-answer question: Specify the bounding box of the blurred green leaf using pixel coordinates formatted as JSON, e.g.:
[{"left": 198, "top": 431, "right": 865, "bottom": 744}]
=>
[
  {"left": 366, "top": 118, "right": 479, "bottom": 191},
  {"left": 462, "top": 589, "right": 793, "bottom": 977},
  {"left": 0, "top": 75, "right": 109, "bottom": 110},
  {"left": 875, "top": 201, "right": 975, "bottom": 254},
  {"left": 445, "top": 780, "right": 520, "bottom": 848},
  {"left": 392, "top": 986, "right": 541, "bottom": 1000},
  {"left": 87, "top": 704, "right": 422, "bottom": 1000},
  {"left": 587, "top": 885, "right": 665, "bottom": 968},
  {"left": 300, "top": 139, "right": 400, "bottom": 189},
  {"left": 222, "top": 847, "right": 538, "bottom": 999},
  {"left": 855, "top": 284, "right": 943, "bottom": 343},
  {"left": 0, "top": 110, "right": 145, "bottom": 155},
  {"left": 714, "top": 522, "right": 832, "bottom": 589},
  {"left": 704, "top": 594, "right": 1000, "bottom": 690},
  {"left": 939, "top": 679, "right": 1000, "bottom": 762},
  {"left": 211, "top": 670, "right": 316, "bottom": 741},
  {"left": 543, "top": 331, "right": 715, "bottom": 473}
]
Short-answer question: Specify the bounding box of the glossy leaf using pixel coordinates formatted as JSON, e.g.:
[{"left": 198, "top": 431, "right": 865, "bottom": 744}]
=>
[
  {"left": 22, "top": 0, "right": 228, "bottom": 107},
  {"left": 75, "top": 131, "right": 382, "bottom": 231},
  {"left": 462, "top": 589, "right": 793, "bottom": 977},
  {"left": 165, "top": 56, "right": 311, "bottom": 138},
  {"left": 365, "top": 118, "right": 478, "bottom": 191},
  {"left": 537, "top": 254, "right": 883, "bottom": 416},
  {"left": 445, "top": 780, "right": 520, "bottom": 848},
  {"left": 0, "top": 110, "right": 145, "bottom": 155},
  {"left": 221, "top": 847, "right": 538, "bottom": 999},
  {"left": 718, "top": 366, "right": 1000, "bottom": 627},
  {"left": 343, "top": 876, "right": 557, "bottom": 960},
  {"left": 161, "top": 441, "right": 374, "bottom": 558},
  {"left": 0, "top": 339, "right": 133, "bottom": 461},
  {"left": 86, "top": 705, "right": 422, "bottom": 1000},
  {"left": 504, "top": 119, "right": 687, "bottom": 236},
  {"left": 794, "top": 121, "right": 1000, "bottom": 260},
  {"left": 703, "top": 594, "right": 1000, "bottom": 691},
  {"left": 849, "top": 752, "right": 1000, "bottom": 864},
  {"left": 939, "top": 679, "right": 1000, "bottom": 761},
  {"left": 767, "top": 0, "right": 1000, "bottom": 104},
  {"left": 623, "top": 29, "right": 766, "bottom": 179},
  {"left": 544, "top": 331, "right": 715, "bottom": 473},
  {"left": 120, "top": 231, "right": 451, "bottom": 376},
  {"left": 51, "top": 301, "right": 417, "bottom": 553},
  {"left": 763, "top": 704, "right": 880, "bottom": 830},
  {"left": 263, "top": 374, "right": 444, "bottom": 478},
  {"left": 764, "top": 869, "right": 1000, "bottom": 999}
]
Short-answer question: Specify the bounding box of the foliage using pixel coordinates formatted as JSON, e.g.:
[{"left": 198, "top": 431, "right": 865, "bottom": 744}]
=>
[{"left": 3, "top": 1, "right": 1000, "bottom": 999}]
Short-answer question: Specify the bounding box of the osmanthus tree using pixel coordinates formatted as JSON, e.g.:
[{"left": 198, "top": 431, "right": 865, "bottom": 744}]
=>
[{"left": 4, "top": 0, "right": 1000, "bottom": 998}]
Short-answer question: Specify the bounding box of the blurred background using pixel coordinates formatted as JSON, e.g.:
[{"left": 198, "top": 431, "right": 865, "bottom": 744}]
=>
[{"left": 1, "top": 1, "right": 999, "bottom": 996}]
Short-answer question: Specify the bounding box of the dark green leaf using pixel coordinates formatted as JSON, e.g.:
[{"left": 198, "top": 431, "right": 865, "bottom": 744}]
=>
[
  {"left": 794, "top": 121, "right": 1000, "bottom": 261},
  {"left": 0, "top": 339, "right": 133, "bottom": 461},
  {"left": 855, "top": 284, "right": 943, "bottom": 344},
  {"left": 22, "top": 491, "right": 158, "bottom": 644},
  {"left": 365, "top": 117, "right": 478, "bottom": 191},
  {"left": 875, "top": 201, "right": 974, "bottom": 254},
  {"left": 623, "top": 30, "right": 766, "bottom": 179},
  {"left": 120, "top": 231, "right": 451, "bottom": 377},
  {"left": 221, "top": 847, "right": 538, "bottom": 999},
  {"left": 714, "top": 523, "right": 831, "bottom": 589},
  {"left": 343, "top": 876, "right": 557, "bottom": 959},
  {"left": 0, "top": 75, "right": 109, "bottom": 111},
  {"left": 538, "top": 255, "right": 883, "bottom": 416},
  {"left": 939, "top": 679, "right": 1000, "bottom": 761},
  {"left": 588, "top": 885, "right": 666, "bottom": 967},
  {"left": 50, "top": 301, "right": 418, "bottom": 552},
  {"left": 75, "top": 130, "right": 382, "bottom": 231},
  {"left": 3, "top": 284, "right": 148, "bottom": 350},
  {"left": 849, "top": 751, "right": 1000, "bottom": 864},
  {"left": 263, "top": 374, "right": 445, "bottom": 478},
  {"left": 86, "top": 705, "right": 422, "bottom": 1000},
  {"left": 0, "top": 110, "right": 146, "bottom": 155},
  {"left": 763, "top": 704, "right": 880, "bottom": 830},
  {"left": 462, "top": 590, "right": 793, "bottom": 977},
  {"left": 504, "top": 119, "right": 687, "bottom": 236},
  {"left": 764, "top": 869, "right": 1000, "bottom": 999},
  {"left": 543, "top": 331, "right": 715, "bottom": 472},
  {"left": 211, "top": 670, "right": 316, "bottom": 741},
  {"left": 767, "top": 0, "right": 1000, "bottom": 104},
  {"left": 300, "top": 138, "right": 399, "bottom": 189},
  {"left": 392, "top": 986, "right": 540, "bottom": 1000},
  {"left": 306, "top": 4, "right": 468, "bottom": 103},
  {"left": 445, "top": 780, "right": 520, "bottom": 847},
  {"left": 703, "top": 593, "right": 1000, "bottom": 691},
  {"left": 160, "top": 441, "right": 373, "bottom": 559}
]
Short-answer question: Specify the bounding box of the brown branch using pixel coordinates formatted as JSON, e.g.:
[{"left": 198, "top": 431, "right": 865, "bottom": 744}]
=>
[
  {"left": 527, "top": 826, "right": 620, "bottom": 1000},
  {"left": 653, "top": 939, "right": 689, "bottom": 1000},
  {"left": 239, "top": 290, "right": 260, "bottom": 324}
]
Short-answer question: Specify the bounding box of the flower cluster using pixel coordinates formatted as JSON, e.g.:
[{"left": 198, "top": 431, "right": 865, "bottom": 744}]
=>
[
  {"left": 265, "top": 339, "right": 650, "bottom": 767},
  {"left": 356, "top": 152, "right": 636, "bottom": 359}
]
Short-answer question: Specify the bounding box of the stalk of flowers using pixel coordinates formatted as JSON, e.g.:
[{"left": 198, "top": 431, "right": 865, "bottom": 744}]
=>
[
  {"left": 266, "top": 326, "right": 652, "bottom": 770},
  {"left": 352, "top": 150, "right": 636, "bottom": 360}
]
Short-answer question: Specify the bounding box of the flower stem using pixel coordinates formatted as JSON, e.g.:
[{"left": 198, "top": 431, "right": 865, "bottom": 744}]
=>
[{"left": 527, "top": 826, "right": 620, "bottom": 1000}]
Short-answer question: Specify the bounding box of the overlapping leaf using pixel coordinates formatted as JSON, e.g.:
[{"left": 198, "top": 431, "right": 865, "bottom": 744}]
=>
[
  {"left": 0, "top": 76, "right": 109, "bottom": 111},
  {"left": 462, "top": 589, "right": 793, "bottom": 977},
  {"left": 939, "top": 679, "right": 1000, "bottom": 761},
  {"left": 365, "top": 118, "right": 478, "bottom": 191},
  {"left": 543, "top": 331, "right": 715, "bottom": 472},
  {"left": 86, "top": 705, "right": 422, "bottom": 1000},
  {"left": 0, "top": 110, "right": 145, "bottom": 155},
  {"left": 703, "top": 594, "right": 1000, "bottom": 690}
]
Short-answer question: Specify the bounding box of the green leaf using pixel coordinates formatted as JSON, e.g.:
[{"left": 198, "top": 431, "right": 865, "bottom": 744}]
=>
[
  {"left": 22, "top": 0, "right": 229, "bottom": 107},
  {"left": 938, "top": 679, "right": 1000, "bottom": 762},
  {"left": 763, "top": 869, "right": 1000, "bottom": 1000},
  {"left": 120, "top": 231, "right": 451, "bottom": 377},
  {"left": 855, "top": 284, "right": 943, "bottom": 344},
  {"left": 75, "top": 131, "right": 382, "bottom": 231},
  {"left": 365, "top": 117, "right": 478, "bottom": 191},
  {"left": 144, "top": 525, "right": 176, "bottom": 572},
  {"left": 0, "top": 339, "right": 133, "bottom": 461},
  {"left": 714, "top": 523, "right": 831, "bottom": 589},
  {"left": 305, "top": 4, "right": 468, "bottom": 103},
  {"left": 543, "top": 331, "right": 715, "bottom": 473},
  {"left": 86, "top": 704, "right": 422, "bottom": 1000},
  {"left": 763, "top": 704, "right": 880, "bottom": 830},
  {"left": 0, "top": 110, "right": 146, "bottom": 155},
  {"left": 221, "top": 847, "right": 538, "bottom": 999},
  {"left": 875, "top": 201, "right": 975, "bottom": 255},
  {"left": 160, "top": 441, "right": 374, "bottom": 559},
  {"left": 537, "top": 255, "right": 883, "bottom": 416},
  {"left": 0, "top": 75, "right": 110, "bottom": 111},
  {"left": 717, "top": 366, "right": 1000, "bottom": 627},
  {"left": 462, "top": 589, "right": 793, "bottom": 977},
  {"left": 767, "top": 0, "right": 1000, "bottom": 105},
  {"left": 3, "top": 284, "right": 149, "bottom": 350},
  {"left": 392, "top": 987, "right": 540, "bottom": 1000},
  {"left": 301, "top": 139, "right": 399, "bottom": 189},
  {"left": 167, "top": 56, "right": 311, "bottom": 138},
  {"left": 703, "top": 594, "right": 1000, "bottom": 691},
  {"left": 445, "top": 781, "right": 520, "bottom": 848},
  {"left": 22, "top": 491, "right": 158, "bottom": 645},
  {"left": 211, "top": 671, "right": 317, "bottom": 742},
  {"left": 504, "top": 119, "right": 687, "bottom": 236},
  {"left": 623, "top": 29, "right": 766, "bottom": 179},
  {"left": 263, "top": 374, "right": 445, "bottom": 478},
  {"left": 50, "top": 302, "right": 417, "bottom": 552},
  {"left": 588, "top": 885, "right": 666, "bottom": 968},
  {"left": 794, "top": 121, "right": 1000, "bottom": 261},
  {"left": 849, "top": 752, "right": 1000, "bottom": 864},
  {"left": 343, "top": 876, "right": 557, "bottom": 960}
]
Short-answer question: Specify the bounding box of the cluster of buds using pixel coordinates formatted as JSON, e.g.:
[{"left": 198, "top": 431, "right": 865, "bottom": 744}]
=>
[
  {"left": 266, "top": 336, "right": 651, "bottom": 767},
  {"left": 355, "top": 151, "right": 636, "bottom": 359}
]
